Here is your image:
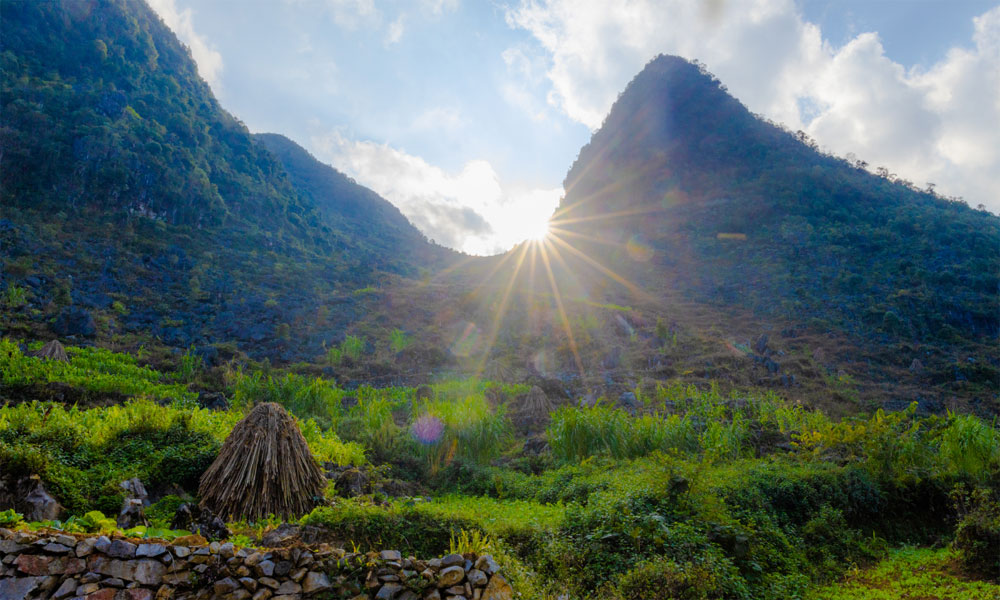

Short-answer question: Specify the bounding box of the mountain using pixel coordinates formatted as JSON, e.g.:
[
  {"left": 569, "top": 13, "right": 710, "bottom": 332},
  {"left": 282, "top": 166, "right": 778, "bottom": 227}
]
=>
[
  {"left": 254, "top": 133, "right": 453, "bottom": 276},
  {"left": 530, "top": 54, "right": 999, "bottom": 410},
  {"left": 0, "top": 0, "right": 995, "bottom": 413},
  {"left": 0, "top": 0, "right": 456, "bottom": 366}
]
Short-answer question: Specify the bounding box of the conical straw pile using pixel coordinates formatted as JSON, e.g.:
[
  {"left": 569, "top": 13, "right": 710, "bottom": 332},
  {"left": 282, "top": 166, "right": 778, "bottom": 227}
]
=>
[{"left": 198, "top": 402, "right": 326, "bottom": 521}]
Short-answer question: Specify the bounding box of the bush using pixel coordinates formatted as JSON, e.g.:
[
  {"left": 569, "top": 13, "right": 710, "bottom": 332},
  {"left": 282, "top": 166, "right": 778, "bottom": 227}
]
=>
[
  {"left": 952, "top": 486, "right": 1000, "bottom": 581},
  {"left": 611, "top": 553, "right": 749, "bottom": 600}
]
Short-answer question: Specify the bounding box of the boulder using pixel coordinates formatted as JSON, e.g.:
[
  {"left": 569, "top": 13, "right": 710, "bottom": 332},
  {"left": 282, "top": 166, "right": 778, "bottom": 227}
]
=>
[
  {"left": 51, "top": 307, "right": 97, "bottom": 337},
  {"left": 4, "top": 475, "right": 66, "bottom": 521},
  {"left": 171, "top": 503, "right": 229, "bottom": 540},
  {"left": 261, "top": 523, "right": 301, "bottom": 547},
  {"left": 197, "top": 391, "right": 228, "bottom": 411},
  {"left": 334, "top": 468, "right": 370, "bottom": 498},
  {"left": 118, "top": 498, "right": 147, "bottom": 529}
]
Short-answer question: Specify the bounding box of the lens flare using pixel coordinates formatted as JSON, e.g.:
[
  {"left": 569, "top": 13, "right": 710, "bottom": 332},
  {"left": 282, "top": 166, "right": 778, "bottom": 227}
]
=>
[{"left": 411, "top": 414, "right": 444, "bottom": 445}]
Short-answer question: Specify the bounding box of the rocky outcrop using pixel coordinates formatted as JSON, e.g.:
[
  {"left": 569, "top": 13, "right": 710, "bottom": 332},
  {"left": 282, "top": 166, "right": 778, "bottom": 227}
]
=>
[
  {"left": 0, "top": 528, "right": 514, "bottom": 600},
  {"left": 0, "top": 476, "right": 64, "bottom": 522}
]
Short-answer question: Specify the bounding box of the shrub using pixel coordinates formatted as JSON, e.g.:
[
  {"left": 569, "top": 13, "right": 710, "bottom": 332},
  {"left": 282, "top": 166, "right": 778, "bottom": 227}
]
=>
[
  {"left": 611, "top": 553, "right": 749, "bottom": 600},
  {"left": 952, "top": 486, "right": 1000, "bottom": 581}
]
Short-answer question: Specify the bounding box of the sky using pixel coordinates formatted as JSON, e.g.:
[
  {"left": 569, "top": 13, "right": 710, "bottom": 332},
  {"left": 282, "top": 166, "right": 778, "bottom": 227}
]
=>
[{"left": 147, "top": 0, "right": 1000, "bottom": 255}]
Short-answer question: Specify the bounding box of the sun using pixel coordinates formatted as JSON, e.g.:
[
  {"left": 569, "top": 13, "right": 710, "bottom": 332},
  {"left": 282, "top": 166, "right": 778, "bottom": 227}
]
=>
[{"left": 525, "top": 217, "right": 550, "bottom": 242}]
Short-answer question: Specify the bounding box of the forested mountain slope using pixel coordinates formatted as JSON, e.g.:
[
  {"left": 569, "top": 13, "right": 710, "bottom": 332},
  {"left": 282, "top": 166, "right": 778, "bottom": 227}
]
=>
[{"left": 0, "top": 0, "right": 456, "bottom": 365}]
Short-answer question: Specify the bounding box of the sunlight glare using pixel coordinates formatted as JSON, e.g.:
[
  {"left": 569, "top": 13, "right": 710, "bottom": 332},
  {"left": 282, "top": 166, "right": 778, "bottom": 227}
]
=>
[{"left": 526, "top": 217, "right": 550, "bottom": 241}]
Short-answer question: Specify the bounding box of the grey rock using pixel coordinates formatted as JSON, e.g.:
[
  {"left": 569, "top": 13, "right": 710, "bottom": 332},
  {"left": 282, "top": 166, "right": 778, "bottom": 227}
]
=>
[
  {"left": 0, "top": 576, "right": 41, "bottom": 600},
  {"left": 24, "top": 477, "right": 64, "bottom": 521},
  {"left": 440, "top": 554, "right": 464, "bottom": 568},
  {"left": 467, "top": 569, "right": 487, "bottom": 587},
  {"left": 120, "top": 478, "right": 150, "bottom": 506},
  {"left": 239, "top": 577, "right": 259, "bottom": 592},
  {"left": 136, "top": 543, "right": 167, "bottom": 558},
  {"left": 53, "top": 577, "right": 78, "bottom": 598},
  {"left": 473, "top": 555, "right": 499, "bottom": 575},
  {"left": 375, "top": 583, "right": 403, "bottom": 600},
  {"left": 261, "top": 524, "right": 301, "bottom": 547},
  {"left": 273, "top": 560, "right": 292, "bottom": 577},
  {"left": 0, "top": 540, "right": 28, "bottom": 553},
  {"left": 43, "top": 542, "right": 73, "bottom": 553},
  {"left": 256, "top": 560, "right": 275, "bottom": 577},
  {"left": 108, "top": 540, "right": 138, "bottom": 559},
  {"left": 214, "top": 577, "right": 240, "bottom": 595},
  {"left": 438, "top": 565, "right": 465, "bottom": 587},
  {"left": 259, "top": 577, "right": 280, "bottom": 590},
  {"left": 379, "top": 550, "right": 402, "bottom": 561},
  {"left": 275, "top": 581, "right": 302, "bottom": 595},
  {"left": 302, "top": 571, "right": 331, "bottom": 594}
]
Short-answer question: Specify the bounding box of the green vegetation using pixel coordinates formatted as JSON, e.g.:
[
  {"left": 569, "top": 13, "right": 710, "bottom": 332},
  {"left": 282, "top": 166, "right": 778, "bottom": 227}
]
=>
[
  {"left": 1, "top": 338, "right": 195, "bottom": 402},
  {"left": 809, "top": 547, "right": 999, "bottom": 600},
  {"left": 1, "top": 339, "right": 997, "bottom": 599}
]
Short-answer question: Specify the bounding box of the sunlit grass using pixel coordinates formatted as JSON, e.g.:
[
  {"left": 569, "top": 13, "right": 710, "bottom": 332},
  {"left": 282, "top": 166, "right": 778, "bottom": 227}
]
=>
[{"left": 808, "top": 547, "right": 999, "bottom": 600}]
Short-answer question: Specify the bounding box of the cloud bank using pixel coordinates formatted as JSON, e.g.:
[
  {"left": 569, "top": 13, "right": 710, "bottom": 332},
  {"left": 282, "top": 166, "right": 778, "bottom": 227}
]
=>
[
  {"left": 312, "top": 131, "right": 562, "bottom": 255},
  {"left": 506, "top": 0, "right": 1000, "bottom": 211}
]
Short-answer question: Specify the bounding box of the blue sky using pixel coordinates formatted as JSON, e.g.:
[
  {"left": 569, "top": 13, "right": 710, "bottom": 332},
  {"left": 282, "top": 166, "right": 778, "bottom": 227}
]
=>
[{"left": 148, "top": 0, "right": 1000, "bottom": 255}]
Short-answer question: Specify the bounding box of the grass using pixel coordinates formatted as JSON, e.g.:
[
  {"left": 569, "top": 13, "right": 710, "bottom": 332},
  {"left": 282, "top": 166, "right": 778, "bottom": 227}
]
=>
[
  {"left": 1, "top": 338, "right": 195, "bottom": 402},
  {"left": 809, "top": 547, "right": 999, "bottom": 600},
  {"left": 1, "top": 338, "right": 998, "bottom": 600}
]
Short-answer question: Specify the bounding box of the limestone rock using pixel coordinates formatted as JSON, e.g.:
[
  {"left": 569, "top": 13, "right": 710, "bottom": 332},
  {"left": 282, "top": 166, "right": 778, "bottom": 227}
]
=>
[
  {"left": 261, "top": 524, "right": 301, "bottom": 547},
  {"left": 438, "top": 566, "right": 464, "bottom": 587},
  {"left": 302, "top": 571, "right": 331, "bottom": 594},
  {"left": 481, "top": 574, "right": 513, "bottom": 600},
  {"left": 0, "top": 576, "right": 41, "bottom": 600}
]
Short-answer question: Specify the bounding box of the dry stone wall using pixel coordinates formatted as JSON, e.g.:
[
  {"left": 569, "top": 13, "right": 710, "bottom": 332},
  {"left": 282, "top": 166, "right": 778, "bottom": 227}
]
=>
[{"left": 0, "top": 529, "right": 514, "bottom": 600}]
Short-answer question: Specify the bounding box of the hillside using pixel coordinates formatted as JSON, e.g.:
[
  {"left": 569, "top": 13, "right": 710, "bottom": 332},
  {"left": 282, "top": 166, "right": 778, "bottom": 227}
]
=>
[
  {"left": 471, "top": 54, "right": 999, "bottom": 413},
  {"left": 255, "top": 132, "right": 454, "bottom": 276},
  {"left": 0, "top": 0, "right": 456, "bottom": 366},
  {"left": 0, "top": 2, "right": 995, "bottom": 413}
]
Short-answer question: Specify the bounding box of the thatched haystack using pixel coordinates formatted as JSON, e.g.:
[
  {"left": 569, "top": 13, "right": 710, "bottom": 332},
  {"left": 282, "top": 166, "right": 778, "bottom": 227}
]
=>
[
  {"left": 510, "top": 386, "right": 556, "bottom": 435},
  {"left": 33, "top": 339, "right": 68, "bottom": 362},
  {"left": 198, "top": 402, "right": 325, "bottom": 521},
  {"left": 482, "top": 360, "right": 513, "bottom": 383}
]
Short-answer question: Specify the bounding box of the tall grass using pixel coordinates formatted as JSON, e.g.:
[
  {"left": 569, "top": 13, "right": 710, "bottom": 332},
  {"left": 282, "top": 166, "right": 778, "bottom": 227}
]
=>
[
  {"left": 228, "top": 369, "right": 339, "bottom": 426},
  {"left": 413, "top": 395, "right": 512, "bottom": 473},
  {"left": 548, "top": 388, "right": 1000, "bottom": 485},
  {"left": 548, "top": 405, "right": 699, "bottom": 462}
]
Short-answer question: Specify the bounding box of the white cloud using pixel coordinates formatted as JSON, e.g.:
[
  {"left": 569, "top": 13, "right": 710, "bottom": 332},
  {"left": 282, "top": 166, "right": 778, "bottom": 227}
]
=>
[
  {"left": 311, "top": 131, "right": 561, "bottom": 255},
  {"left": 323, "top": 0, "right": 379, "bottom": 29},
  {"left": 385, "top": 14, "right": 406, "bottom": 44},
  {"left": 506, "top": 0, "right": 1000, "bottom": 211},
  {"left": 147, "top": 0, "right": 224, "bottom": 89},
  {"left": 420, "top": 0, "right": 460, "bottom": 16}
]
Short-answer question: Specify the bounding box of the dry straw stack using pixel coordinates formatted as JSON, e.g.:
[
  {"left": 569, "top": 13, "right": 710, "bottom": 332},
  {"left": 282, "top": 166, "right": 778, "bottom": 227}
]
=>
[
  {"left": 199, "top": 402, "right": 326, "bottom": 521},
  {"left": 34, "top": 339, "right": 68, "bottom": 361},
  {"left": 511, "top": 386, "right": 555, "bottom": 435}
]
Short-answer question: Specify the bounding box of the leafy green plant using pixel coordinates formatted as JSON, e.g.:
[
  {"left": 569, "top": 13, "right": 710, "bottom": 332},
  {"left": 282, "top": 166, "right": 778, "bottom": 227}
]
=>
[
  {"left": 2, "top": 284, "right": 28, "bottom": 308},
  {"left": 450, "top": 528, "right": 494, "bottom": 555},
  {"left": 389, "top": 328, "right": 412, "bottom": 354},
  {"left": 0, "top": 509, "right": 24, "bottom": 527}
]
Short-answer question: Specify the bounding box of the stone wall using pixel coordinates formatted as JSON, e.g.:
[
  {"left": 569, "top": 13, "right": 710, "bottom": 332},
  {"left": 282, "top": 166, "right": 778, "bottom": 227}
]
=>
[{"left": 0, "top": 529, "right": 514, "bottom": 600}]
